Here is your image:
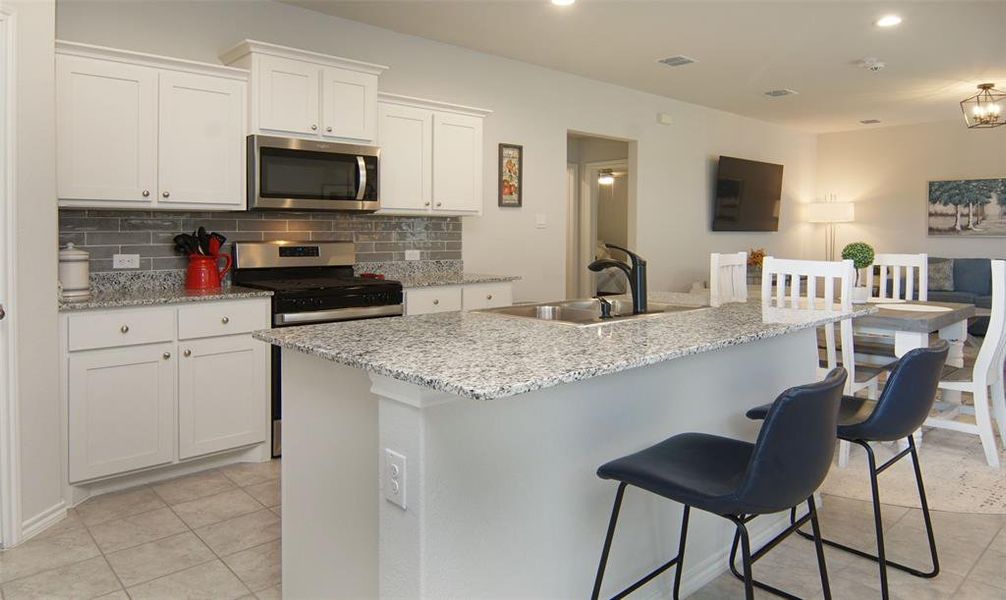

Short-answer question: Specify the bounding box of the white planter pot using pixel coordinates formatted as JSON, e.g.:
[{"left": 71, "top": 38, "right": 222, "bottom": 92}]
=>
[{"left": 852, "top": 286, "right": 870, "bottom": 304}]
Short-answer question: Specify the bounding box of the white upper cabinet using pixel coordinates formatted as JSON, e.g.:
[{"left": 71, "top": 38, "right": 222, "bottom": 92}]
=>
[
  {"left": 57, "top": 55, "right": 158, "bottom": 204},
  {"left": 221, "top": 40, "right": 386, "bottom": 143},
  {"left": 377, "top": 102, "right": 432, "bottom": 213},
  {"left": 376, "top": 94, "right": 491, "bottom": 217},
  {"left": 56, "top": 41, "right": 248, "bottom": 211},
  {"left": 158, "top": 71, "right": 245, "bottom": 208}
]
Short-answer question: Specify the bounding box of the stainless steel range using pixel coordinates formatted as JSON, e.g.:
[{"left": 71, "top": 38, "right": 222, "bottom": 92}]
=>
[{"left": 232, "top": 241, "right": 403, "bottom": 456}]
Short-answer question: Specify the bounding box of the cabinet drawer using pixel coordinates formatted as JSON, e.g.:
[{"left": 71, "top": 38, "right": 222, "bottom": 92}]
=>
[
  {"left": 462, "top": 283, "right": 513, "bottom": 310},
  {"left": 405, "top": 287, "right": 462, "bottom": 315},
  {"left": 178, "top": 299, "right": 268, "bottom": 340},
  {"left": 68, "top": 308, "right": 175, "bottom": 352}
]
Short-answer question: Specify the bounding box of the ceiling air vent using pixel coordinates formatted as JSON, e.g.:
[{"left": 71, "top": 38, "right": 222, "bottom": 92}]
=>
[
  {"left": 764, "top": 89, "right": 799, "bottom": 98},
  {"left": 658, "top": 55, "right": 697, "bottom": 68},
  {"left": 860, "top": 119, "right": 882, "bottom": 124}
]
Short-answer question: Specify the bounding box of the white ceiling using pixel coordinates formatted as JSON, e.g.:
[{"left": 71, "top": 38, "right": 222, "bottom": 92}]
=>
[{"left": 285, "top": 0, "right": 1006, "bottom": 133}]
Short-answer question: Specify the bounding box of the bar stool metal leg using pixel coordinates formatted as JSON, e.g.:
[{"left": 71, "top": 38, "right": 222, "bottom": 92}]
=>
[
  {"left": 807, "top": 496, "right": 832, "bottom": 600},
  {"left": 591, "top": 484, "right": 691, "bottom": 600}
]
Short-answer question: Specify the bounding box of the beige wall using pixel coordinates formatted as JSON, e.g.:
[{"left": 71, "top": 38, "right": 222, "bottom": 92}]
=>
[
  {"left": 57, "top": 0, "right": 817, "bottom": 299},
  {"left": 7, "top": 0, "right": 62, "bottom": 536},
  {"left": 817, "top": 119, "right": 1006, "bottom": 260}
]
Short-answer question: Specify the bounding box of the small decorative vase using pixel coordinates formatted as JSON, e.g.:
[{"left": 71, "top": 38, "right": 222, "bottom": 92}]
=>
[{"left": 852, "top": 287, "right": 870, "bottom": 304}]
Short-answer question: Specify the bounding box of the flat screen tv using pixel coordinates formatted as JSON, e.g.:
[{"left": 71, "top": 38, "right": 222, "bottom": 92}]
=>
[{"left": 711, "top": 156, "right": 783, "bottom": 232}]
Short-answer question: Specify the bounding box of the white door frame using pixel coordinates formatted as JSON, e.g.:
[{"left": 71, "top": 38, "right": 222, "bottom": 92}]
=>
[
  {"left": 0, "top": 4, "right": 21, "bottom": 548},
  {"left": 565, "top": 163, "right": 578, "bottom": 299}
]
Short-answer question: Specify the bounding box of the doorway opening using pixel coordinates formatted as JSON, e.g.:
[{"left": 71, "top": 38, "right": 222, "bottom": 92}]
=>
[{"left": 565, "top": 133, "right": 633, "bottom": 300}]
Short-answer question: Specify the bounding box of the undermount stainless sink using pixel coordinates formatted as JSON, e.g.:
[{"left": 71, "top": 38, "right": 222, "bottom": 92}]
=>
[{"left": 477, "top": 298, "right": 706, "bottom": 327}]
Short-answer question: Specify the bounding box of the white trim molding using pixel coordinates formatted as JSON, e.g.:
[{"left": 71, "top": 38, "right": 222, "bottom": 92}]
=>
[
  {"left": 0, "top": 4, "right": 21, "bottom": 548},
  {"left": 377, "top": 92, "right": 492, "bottom": 118},
  {"left": 56, "top": 40, "right": 249, "bottom": 81},
  {"left": 220, "top": 39, "right": 388, "bottom": 76}
]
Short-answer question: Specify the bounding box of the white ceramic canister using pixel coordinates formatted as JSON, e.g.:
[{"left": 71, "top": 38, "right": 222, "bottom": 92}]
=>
[{"left": 59, "top": 243, "right": 91, "bottom": 300}]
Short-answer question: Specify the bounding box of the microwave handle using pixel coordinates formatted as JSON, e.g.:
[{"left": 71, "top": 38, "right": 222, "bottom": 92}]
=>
[{"left": 356, "top": 156, "right": 367, "bottom": 201}]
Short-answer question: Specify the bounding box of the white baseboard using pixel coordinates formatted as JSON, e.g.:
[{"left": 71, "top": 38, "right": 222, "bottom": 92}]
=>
[{"left": 19, "top": 500, "right": 68, "bottom": 544}]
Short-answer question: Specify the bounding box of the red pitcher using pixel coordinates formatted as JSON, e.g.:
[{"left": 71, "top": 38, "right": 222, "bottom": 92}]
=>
[{"left": 185, "top": 253, "right": 232, "bottom": 291}]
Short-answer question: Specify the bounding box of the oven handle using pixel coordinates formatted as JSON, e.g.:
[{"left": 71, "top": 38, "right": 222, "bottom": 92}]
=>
[
  {"left": 275, "top": 304, "right": 403, "bottom": 326},
  {"left": 356, "top": 156, "right": 367, "bottom": 201}
]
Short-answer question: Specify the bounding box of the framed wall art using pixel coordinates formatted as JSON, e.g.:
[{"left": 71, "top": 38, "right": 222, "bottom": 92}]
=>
[
  {"left": 498, "top": 143, "right": 523, "bottom": 207},
  {"left": 928, "top": 178, "right": 1006, "bottom": 236}
]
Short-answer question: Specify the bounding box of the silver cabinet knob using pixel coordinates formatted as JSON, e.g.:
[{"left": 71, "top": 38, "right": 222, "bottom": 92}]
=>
[
  {"left": 162, "top": 191, "right": 170, "bottom": 198},
  {"left": 142, "top": 190, "right": 150, "bottom": 197},
  {"left": 0, "top": 304, "right": 5, "bottom": 320},
  {"left": 433, "top": 299, "right": 439, "bottom": 305},
  {"left": 120, "top": 325, "right": 129, "bottom": 334},
  {"left": 163, "top": 352, "right": 171, "bottom": 360},
  {"left": 486, "top": 294, "right": 493, "bottom": 300},
  {"left": 311, "top": 124, "right": 318, "bottom": 131},
  {"left": 221, "top": 316, "right": 230, "bottom": 324},
  {"left": 183, "top": 349, "right": 192, "bottom": 357},
  {"left": 435, "top": 202, "right": 443, "bottom": 207},
  {"left": 326, "top": 126, "right": 332, "bottom": 132},
  {"left": 424, "top": 202, "right": 431, "bottom": 207}
]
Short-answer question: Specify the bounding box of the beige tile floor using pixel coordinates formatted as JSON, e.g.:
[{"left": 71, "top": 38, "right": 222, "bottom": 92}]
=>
[{"left": 1, "top": 460, "right": 1002, "bottom": 599}]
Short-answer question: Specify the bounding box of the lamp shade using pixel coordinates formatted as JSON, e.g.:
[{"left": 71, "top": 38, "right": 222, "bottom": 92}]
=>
[{"left": 806, "top": 202, "right": 855, "bottom": 223}]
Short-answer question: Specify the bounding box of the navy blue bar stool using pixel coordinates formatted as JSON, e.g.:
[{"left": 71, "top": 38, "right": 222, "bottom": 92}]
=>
[
  {"left": 591, "top": 368, "right": 847, "bottom": 600},
  {"left": 745, "top": 341, "right": 949, "bottom": 600}
]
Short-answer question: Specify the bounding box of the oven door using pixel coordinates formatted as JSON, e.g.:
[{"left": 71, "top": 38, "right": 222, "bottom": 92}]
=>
[{"left": 249, "top": 134, "right": 380, "bottom": 211}]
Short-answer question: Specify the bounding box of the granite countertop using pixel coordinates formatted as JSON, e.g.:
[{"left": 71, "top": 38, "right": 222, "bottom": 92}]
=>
[
  {"left": 253, "top": 291, "right": 874, "bottom": 401},
  {"left": 59, "top": 286, "right": 273, "bottom": 312},
  {"left": 395, "top": 273, "right": 521, "bottom": 288}
]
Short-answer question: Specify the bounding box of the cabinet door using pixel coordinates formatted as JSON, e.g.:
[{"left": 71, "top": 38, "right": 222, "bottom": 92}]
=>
[
  {"left": 158, "top": 71, "right": 246, "bottom": 208},
  {"left": 433, "top": 113, "right": 483, "bottom": 214},
  {"left": 377, "top": 103, "right": 432, "bottom": 212},
  {"left": 68, "top": 343, "right": 175, "bottom": 482},
  {"left": 178, "top": 335, "right": 267, "bottom": 460},
  {"left": 462, "top": 283, "right": 513, "bottom": 310},
  {"left": 257, "top": 55, "right": 320, "bottom": 136},
  {"left": 321, "top": 67, "right": 377, "bottom": 142},
  {"left": 57, "top": 55, "right": 158, "bottom": 204}
]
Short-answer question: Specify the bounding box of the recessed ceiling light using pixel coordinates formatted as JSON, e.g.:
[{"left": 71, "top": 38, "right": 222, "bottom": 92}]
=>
[
  {"left": 551, "top": 0, "right": 575, "bottom": 6},
  {"left": 876, "top": 15, "right": 902, "bottom": 27}
]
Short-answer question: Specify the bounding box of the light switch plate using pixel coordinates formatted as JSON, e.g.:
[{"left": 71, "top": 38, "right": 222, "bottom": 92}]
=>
[
  {"left": 112, "top": 254, "right": 140, "bottom": 269},
  {"left": 535, "top": 214, "right": 547, "bottom": 229},
  {"left": 405, "top": 250, "right": 421, "bottom": 261},
  {"left": 384, "top": 449, "right": 407, "bottom": 510}
]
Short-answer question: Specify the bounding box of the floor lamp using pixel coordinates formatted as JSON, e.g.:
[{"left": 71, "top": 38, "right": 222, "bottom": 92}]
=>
[{"left": 807, "top": 201, "right": 855, "bottom": 260}]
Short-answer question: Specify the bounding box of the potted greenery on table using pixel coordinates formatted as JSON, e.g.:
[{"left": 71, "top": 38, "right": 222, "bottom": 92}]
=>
[{"left": 841, "top": 241, "right": 875, "bottom": 303}]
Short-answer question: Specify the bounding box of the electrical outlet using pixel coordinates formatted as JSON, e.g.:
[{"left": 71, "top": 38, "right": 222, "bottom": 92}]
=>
[
  {"left": 405, "top": 250, "right": 421, "bottom": 261},
  {"left": 112, "top": 254, "right": 140, "bottom": 269},
  {"left": 384, "top": 449, "right": 407, "bottom": 510}
]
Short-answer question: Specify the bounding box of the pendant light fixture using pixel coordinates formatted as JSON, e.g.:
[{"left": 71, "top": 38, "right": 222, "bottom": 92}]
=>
[
  {"left": 598, "top": 169, "right": 615, "bottom": 185},
  {"left": 961, "top": 83, "right": 1004, "bottom": 129}
]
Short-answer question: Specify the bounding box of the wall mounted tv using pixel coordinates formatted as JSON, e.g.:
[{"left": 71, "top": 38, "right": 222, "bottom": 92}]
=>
[{"left": 711, "top": 156, "right": 783, "bottom": 232}]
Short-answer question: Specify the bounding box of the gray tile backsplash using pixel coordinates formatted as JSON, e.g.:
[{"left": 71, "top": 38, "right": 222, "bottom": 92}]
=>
[{"left": 59, "top": 209, "right": 463, "bottom": 273}]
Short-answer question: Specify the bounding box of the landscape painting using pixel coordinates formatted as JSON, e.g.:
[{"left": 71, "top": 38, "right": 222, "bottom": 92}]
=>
[{"left": 928, "top": 178, "right": 1006, "bottom": 236}]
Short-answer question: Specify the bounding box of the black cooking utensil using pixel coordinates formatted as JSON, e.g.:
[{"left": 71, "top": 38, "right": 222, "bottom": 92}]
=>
[{"left": 173, "top": 233, "right": 199, "bottom": 256}]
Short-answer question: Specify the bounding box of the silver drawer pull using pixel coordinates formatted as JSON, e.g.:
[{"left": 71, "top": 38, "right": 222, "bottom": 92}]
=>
[
  {"left": 162, "top": 191, "right": 170, "bottom": 198},
  {"left": 183, "top": 349, "right": 192, "bottom": 357},
  {"left": 163, "top": 352, "right": 171, "bottom": 360},
  {"left": 142, "top": 190, "right": 150, "bottom": 197},
  {"left": 433, "top": 299, "right": 439, "bottom": 305},
  {"left": 487, "top": 294, "right": 493, "bottom": 300},
  {"left": 311, "top": 124, "right": 318, "bottom": 131},
  {"left": 326, "top": 126, "right": 332, "bottom": 132},
  {"left": 221, "top": 316, "right": 230, "bottom": 324},
  {"left": 120, "top": 325, "right": 129, "bottom": 334}
]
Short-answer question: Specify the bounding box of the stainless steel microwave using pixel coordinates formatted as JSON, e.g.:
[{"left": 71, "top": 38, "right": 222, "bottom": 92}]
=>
[{"left": 247, "top": 135, "right": 380, "bottom": 212}]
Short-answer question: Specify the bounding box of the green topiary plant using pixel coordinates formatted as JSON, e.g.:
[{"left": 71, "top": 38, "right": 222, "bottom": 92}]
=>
[{"left": 842, "top": 242, "right": 875, "bottom": 286}]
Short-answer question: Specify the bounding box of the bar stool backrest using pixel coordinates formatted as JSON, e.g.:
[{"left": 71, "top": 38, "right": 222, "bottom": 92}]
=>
[
  {"left": 867, "top": 253, "right": 928, "bottom": 302},
  {"left": 710, "top": 252, "right": 748, "bottom": 307},
  {"left": 734, "top": 368, "right": 847, "bottom": 514},
  {"left": 850, "top": 341, "right": 949, "bottom": 442}
]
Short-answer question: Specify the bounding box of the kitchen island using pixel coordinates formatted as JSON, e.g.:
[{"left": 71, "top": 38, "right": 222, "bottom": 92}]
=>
[{"left": 254, "top": 294, "right": 870, "bottom": 599}]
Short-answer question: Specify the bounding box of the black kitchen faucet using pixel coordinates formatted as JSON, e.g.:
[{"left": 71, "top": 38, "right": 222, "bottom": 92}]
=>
[{"left": 588, "top": 244, "right": 648, "bottom": 315}]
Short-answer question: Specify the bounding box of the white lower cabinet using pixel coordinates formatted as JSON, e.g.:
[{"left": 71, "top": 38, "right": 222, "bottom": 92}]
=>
[
  {"left": 404, "top": 281, "right": 513, "bottom": 316},
  {"left": 63, "top": 298, "right": 270, "bottom": 484},
  {"left": 68, "top": 343, "right": 176, "bottom": 482},
  {"left": 178, "top": 335, "right": 267, "bottom": 460}
]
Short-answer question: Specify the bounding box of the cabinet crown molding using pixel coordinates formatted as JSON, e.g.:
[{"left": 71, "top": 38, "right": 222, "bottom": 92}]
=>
[
  {"left": 56, "top": 40, "right": 248, "bottom": 81},
  {"left": 219, "top": 39, "right": 389, "bottom": 76},
  {"left": 377, "top": 92, "right": 492, "bottom": 118}
]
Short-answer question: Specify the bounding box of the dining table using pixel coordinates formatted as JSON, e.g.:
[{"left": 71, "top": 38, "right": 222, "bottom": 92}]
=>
[{"left": 854, "top": 300, "right": 976, "bottom": 368}]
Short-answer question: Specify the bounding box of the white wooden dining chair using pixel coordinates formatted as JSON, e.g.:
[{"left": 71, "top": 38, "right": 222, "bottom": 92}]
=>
[
  {"left": 926, "top": 259, "right": 1006, "bottom": 468},
  {"left": 762, "top": 257, "right": 883, "bottom": 466},
  {"left": 709, "top": 252, "right": 747, "bottom": 307},
  {"left": 866, "top": 253, "right": 928, "bottom": 302}
]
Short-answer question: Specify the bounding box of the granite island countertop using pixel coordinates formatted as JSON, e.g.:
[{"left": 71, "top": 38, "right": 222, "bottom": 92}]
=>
[
  {"left": 395, "top": 272, "right": 521, "bottom": 288},
  {"left": 254, "top": 292, "right": 874, "bottom": 401},
  {"left": 59, "top": 286, "right": 273, "bottom": 312}
]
